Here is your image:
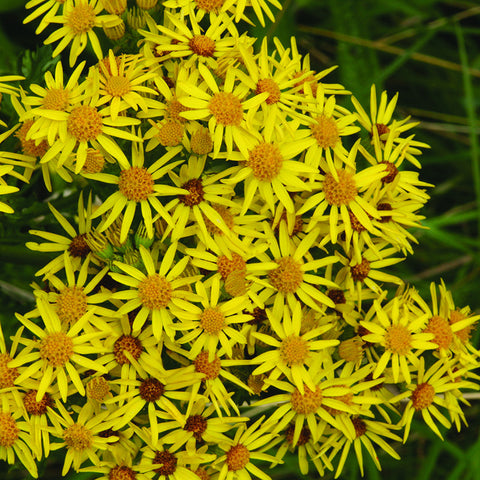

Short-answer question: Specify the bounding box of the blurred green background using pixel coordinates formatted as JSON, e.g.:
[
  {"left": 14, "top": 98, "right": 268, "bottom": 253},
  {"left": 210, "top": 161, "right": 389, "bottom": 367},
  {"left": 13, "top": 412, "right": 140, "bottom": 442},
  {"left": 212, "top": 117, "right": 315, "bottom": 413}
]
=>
[{"left": 1, "top": 0, "right": 480, "bottom": 479}]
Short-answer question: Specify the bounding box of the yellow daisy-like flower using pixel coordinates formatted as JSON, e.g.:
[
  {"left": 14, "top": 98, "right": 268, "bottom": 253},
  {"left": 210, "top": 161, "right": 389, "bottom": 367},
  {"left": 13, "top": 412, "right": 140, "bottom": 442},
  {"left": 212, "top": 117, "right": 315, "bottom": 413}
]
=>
[
  {"left": 297, "top": 141, "right": 387, "bottom": 243},
  {"left": 49, "top": 400, "right": 117, "bottom": 475},
  {"left": 257, "top": 222, "right": 338, "bottom": 313},
  {"left": 110, "top": 244, "right": 200, "bottom": 340},
  {"left": 11, "top": 298, "right": 109, "bottom": 402},
  {"left": 22, "top": 60, "right": 86, "bottom": 146},
  {"left": 360, "top": 295, "right": 437, "bottom": 384},
  {"left": 251, "top": 300, "right": 339, "bottom": 393},
  {"left": 212, "top": 416, "right": 281, "bottom": 480},
  {"left": 86, "top": 142, "right": 184, "bottom": 242},
  {"left": 0, "top": 393, "right": 38, "bottom": 478},
  {"left": 174, "top": 276, "right": 251, "bottom": 360},
  {"left": 178, "top": 63, "right": 269, "bottom": 155},
  {"left": 24, "top": 0, "right": 66, "bottom": 33},
  {"left": 390, "top": 357, "right": 476, "bottom": 441},
  {"left": 140, "top": 11, "right": 238, "bottom": 69},
  {"left": 26, "top": 191, "right": 94, "bottom": 277},
  {"left": 223, "top": 128, "right": 317, "bottom": 215},
  {"left": 96, "top": 51, "right": 158, "bottom": 120},
  {"left": 44, "top": 0, "right": 121, "bottom": 67}
]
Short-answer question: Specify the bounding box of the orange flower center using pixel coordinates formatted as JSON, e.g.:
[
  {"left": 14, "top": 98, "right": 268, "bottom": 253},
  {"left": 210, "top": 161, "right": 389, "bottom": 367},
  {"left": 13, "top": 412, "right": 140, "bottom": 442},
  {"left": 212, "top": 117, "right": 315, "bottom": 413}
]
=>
[
  {"left": 226, "top": 444, "right": 250, "bottom": 471},
  {"left": 204, "top": 205, "right": 234, "bottom": 235},
  {"left": 15, "top": 120, "right": 48, "bottom": 157},
  {"left": 165, "top": 98, "right": 189, "bottom": 123},
  {"left": 310, "top": 114, "right": 340, "bottom": 148},
  {"left": 412, "top": 382, "right": 435, "bottom": 411},
  {"left": 200, "top": 307, "right": 225, "bottom": 335},
  {"left": 194, "top": 0, "right": 224, "bottom": 11},
  {"left": 0, "top": 413, "right": 19, "bottom": 447},
  {"left": 23, "top": 390, "right": 53, "bottom": 416},
  {"left": 0, "top": 353, "right": 19, "bottom": 388},
  {"left": 291, "top": 385, "right": 323, "bottom": 414},
  {"left": 64, "top": 423, "right": 93, "bottom": 451},
  {"left": 118, "top": 167, "right": 154, "bottom": 202},
  {"left": 189, "top": 35, "right": 216, "bottom": 57},
  {"left": 280, "top": 335, "right": 309, "bottom": 366},
  {"left": 179, "top": 178, "right": 204, "bottom": 206},
  {"left": 138, "top": 274, "right": 172, "bottom": 310},
  {"left": 67, "top": 4, "right": 96, "bottom": 34},
  {"left": 194, "top": 351, "right": 221, "bottom": 379},
  {"left": 68, "top": 105, "right": 103, "bottom": 142},
  {"left": 450, "top": 310, "right": 473, "bottom": 343},
  {"left": 225, "top": 271, "right": 248, "bottom": 297},
  {"left": 323, "top": 169, "right": 357, "bottom": 206},
  {"left": 113, "top": 334, "right": 143, "bottom": 365},
  {"left": 155, "top": 120, "right": 184, "bottom": 147},
  {"left": 82, "top": 148, "right": 105, "bottom": 173},
  {"left": 209, "top": 92, "right": 243, "bottom": 126},
  {"left": 40, "top": 332, "right": 74, "bottom": 367},
  {"left": 424, "top": 315, "right": 453, "bottom": 350},
  {"left": 43, "top": 87, "right": 69, "bottom": 110},
  {"left": 256, "top": 78, "right": 281, "bottom": 105},
  {"left": 247, "top": 142, "right": 283, "bottom": 181},
  {"left": 269, "top": 256, "right": 303, "bottom": 294},
  {"left": 108, "top": 465, "right": 136, "bottom": 480},
  {"left": 86, "top": 376, "right": 110, "bottom": 401},
  {"left": 217, "top": 253, "right": 246, "bottom": 280},
  {"left": 384, "top": 325, "right": 411, "bottom": 355},
  {"left": 56, "top": 286, "right": 88, "bottom": 326},
  {"left": 190, "top": 127, "right": 213, "bottom": 155}
]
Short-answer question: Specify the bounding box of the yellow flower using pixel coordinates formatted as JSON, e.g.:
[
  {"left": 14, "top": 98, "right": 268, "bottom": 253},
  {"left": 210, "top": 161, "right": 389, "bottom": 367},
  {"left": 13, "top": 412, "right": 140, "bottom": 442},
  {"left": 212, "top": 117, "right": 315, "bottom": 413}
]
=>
[
  {"left": 0, "top": 165, "right": 20, "bottom": 214},
  {"left": 11, "top": 298, "right": 109, "bottom": 402},
  {"left": 178, "top": 63, "right": 269, "bottom": 156},
  {"left": 251, "top": 300, "right": 339, "bottom": 393},
  {"left": 360, "top": 295, "right": 437, "bottom": 383},
  {"left": 175, "top": 276, "right": 251, "bottom": 360},
  {"left": 44, "top": 0, "right": 121, "bottom": 67},
  {"left": 86, "top": 142, "right": 184, "bottom": 242},
  {"left": 110, "top": 244, "right": 200, "bottom": 340},
  {"left": 24, "top": 0, "right": 66, "bottom": 33}
]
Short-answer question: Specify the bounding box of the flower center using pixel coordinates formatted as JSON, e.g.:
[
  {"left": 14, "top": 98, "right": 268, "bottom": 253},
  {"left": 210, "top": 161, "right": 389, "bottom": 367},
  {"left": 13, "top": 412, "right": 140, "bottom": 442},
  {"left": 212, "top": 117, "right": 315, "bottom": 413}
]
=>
[
  {"left": 280, "top": 335, "right": 309, "bottom": 366},
  {"left": 0, "top": 413, "right": 19, "bottom": 447},
  {"left": 256, "top": 78, "right": 281, "bottom": 105},
  {"left": 225, "top": 270, "right": 248, "bottom": 297},
  {"left": 209, "top": 92, "right": 243, "bottom": 126},
  {"left": 194, "top": 351, "right": 221, "bottom": 379},
  {"left": 179, "top": 178, "right": 204, "bottom": 206},
  {"left": 377, "top": 202, "right": 393, "bottom": 222},
  {"left": 269, "top": 256, "right": 303, "bottom": 294},
  {"left": 15, "top": 120, "right": 48, "bottom": 157},
  {"left": 166, "top": 98, "right": 189, "bottom": 123},
  {"left": 327, "top": 289, "right": 346, "bottom": 304},
  {"left": 248, "top": 307, "right": 267, "bottom": 325},
  {"left": 69, "top": 233, "right": 91, "bottom": 258},
  {"left": 0, "top": 353, "right": 18, "bottom": 388},
  {"left": 23, "top": 390, "right": 53, "bottom": 416},
  {"left": 200, "top": 307, "right": 225, "bottom": 335},
  {"left": 105, "top": 75, "right": 131, "bottom": 97},
  {"left": 194, "top": 467, "right": 210, "bottom": 480},
  {"left": 291, "top": 385, "right": 323, "bottom": 414},
  {"left": 64, "top": 423, "right": 93, "bottom": 451},
  {"left": 155, "top": 120, "right": 184, "bottom": 147},
  {"left": 226, "top": 444, "right": 250, "bottom": 471},
  {"left": 204, "top": 205, "right": 234, "bottom": 235},
  {"left": 66, "top": 4, "right": 96, "bottom": 34},
  {"left": 82, "top": 148, "right": 105, "bottom": 173},
  {"left": 56, "top": 286, "right": 88, "bottom": 326},
  {"left": 375, "top": 123, "right": 390, "bottom": 137},
  {"left": 424, "top": 315, "right": 453, "bottom": 350},
  {"left": 247, "top": 142, "right": 283, "bottom": 181},
  {"left": 68, "top": 105, "right": 103, "bottom": 142},
  {"left": 86, "top": 376, "right": 110, "bottom": 401},
  {"left": 384, "top": 325, "right": 411, "bottom": 355},
  {"left": 217, "top": 253, "right": 246, "bottom": 280},
  {"left": 350, "top": 257, "right": 370, "bottom": 282},
  {"left": 338, "top": 337, "right": 364, "bottom": 363},
  {"left": 139, "top": 378, "right": 165, "bottom": 402},
  {"left": 190, "top": 127, "right": 213, "bottom": 155},
  {"left": 109, "top": 465, "right": 136, "bottom": 480},
  {"left": 380, "top": 161, "right": 398, "bottom": 184},
  {"left": 138, "top": 274, "right": 172, "bottom": 310},
  {"left": 194, "top": 0, "right": 224, "bottom": 11},
  {"left": 411, "top": 382, "right": 435, "bottom": 411},
  {"left": 43, "top": 88, "right": 69, "bottom": 110},
  {"left": 40, "top": 332, "right": 74, "bottom": 367},
  {"left": 184, "top": 414, "right": 208, "bottom": 441},
  {"left": 352, "top": 417, "right": 367, "bottom": 437},
  {"left": 189, "top": 35, "right": 216, "bottom": 57},
  {"left": 310, "top": 114, "right": 340, "bottom": 148},
  {"left": 285, "top": 424, "right": 311, "bottom": 446},
  {"left": 323, "top": 169, "right": 357, "bottom": 206},
  {"left": 118, "top": 167, "right": 155, "bottom": 202},
  {"left": 113, "top": 334, "right": 143, "bottom": 364},
  {"left": 153, "top": 450, "right": 177, "bottom": 476},
  {"left": 349, "top": 210, "right": 367, "bottom": 232},
  {"left": 450, "top": 310, "right": 473, "bottom": 343}
]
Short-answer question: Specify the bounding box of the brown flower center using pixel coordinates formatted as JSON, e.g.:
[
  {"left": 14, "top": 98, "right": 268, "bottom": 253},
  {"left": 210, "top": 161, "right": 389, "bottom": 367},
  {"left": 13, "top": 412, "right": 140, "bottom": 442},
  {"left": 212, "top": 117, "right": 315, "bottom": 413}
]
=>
[
  {"left": 139, "top": 378, "right": 165, "bottom": 402},
  {"left": 153, "top": 450, "right": 177, "bottom": 476},
  {"left": 226, "top": 444, "right": 250, "bottom": 471},
  {"left": 179, "top": 178, "right": 204, "bottom": 206},
  {"left": 350, "top": 257, "right": 370, "bottom": 282},
  {"left": 113, "top": 335, "right": 143, "bottom": 365}
]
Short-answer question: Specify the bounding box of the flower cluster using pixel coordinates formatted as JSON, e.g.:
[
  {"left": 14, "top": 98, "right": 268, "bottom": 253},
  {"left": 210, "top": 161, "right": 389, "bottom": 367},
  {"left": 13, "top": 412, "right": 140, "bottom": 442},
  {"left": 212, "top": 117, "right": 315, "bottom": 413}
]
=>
[{"left": 0, "top": 1, "right": 479, "bottom": 479}]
